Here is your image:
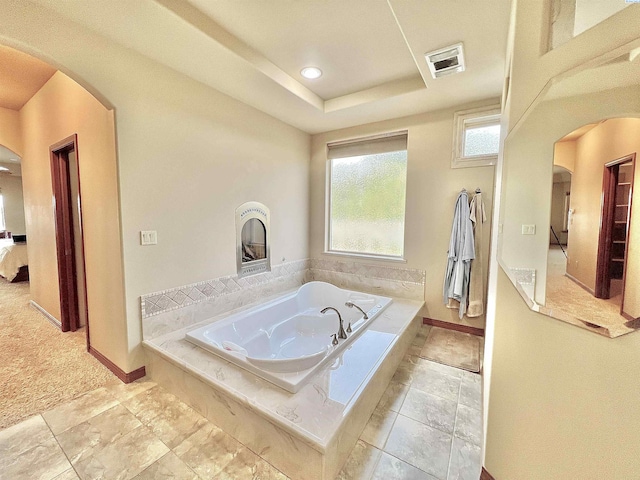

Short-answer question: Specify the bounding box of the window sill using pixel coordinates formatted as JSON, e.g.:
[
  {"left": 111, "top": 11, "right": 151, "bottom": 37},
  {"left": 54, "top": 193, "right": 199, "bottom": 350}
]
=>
[
  {"left": 451, "top": 155, "right": 498, "bottom": 169},
  {"left": 322, "top": 250, "right": 407, "bottom": 264}
]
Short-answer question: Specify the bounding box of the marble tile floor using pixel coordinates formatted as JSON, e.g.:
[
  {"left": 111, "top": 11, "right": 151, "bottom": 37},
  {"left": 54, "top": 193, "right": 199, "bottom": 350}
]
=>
[{"left": 0, "top": 325, "right": 483, "bottom": 480}]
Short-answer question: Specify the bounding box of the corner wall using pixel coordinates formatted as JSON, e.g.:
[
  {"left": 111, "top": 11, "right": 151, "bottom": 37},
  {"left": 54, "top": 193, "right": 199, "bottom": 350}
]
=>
[
  {"left": 0, "top": 106, "right": 22, "bottom": 156},
  {"left": 485, "top": 268, "right": 640, "bottom": 478},
  {"left": 1, "top": 2, "right": 311, "bottom": 372},
  {"left": 310, "top": 101, "right": 497, "bottom": 330},
  {"left": 0, "top": 174, "right": 26, "bottom": 235},
  {"left": 19, "top": 71, "right": 128, "bottom": 368}
]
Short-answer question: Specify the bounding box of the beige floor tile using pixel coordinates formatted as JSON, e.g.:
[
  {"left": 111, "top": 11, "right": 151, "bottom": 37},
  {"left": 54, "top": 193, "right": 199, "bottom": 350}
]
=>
[
  {"left": 56, "top": 404, "right": 142, "bottom": 464},
  {"left": 391, "top": 355, "right": 421, "bottom": 385},
  {"left": 410, "top": 364, "right": 461, "bottom": 402},
  {"left": 0, "top": 414, "right": 54, "bottom": 459},
  {"left": 385, "top": 414, "right": 452, "bottom": 480},
  {"left": 174, "top": 422, "right": 243, "bottom": 478},
  {"left": 53, "top": 468, "right": 81, "bottom": 480},
  {"left": 0, "top": 434, "right": 72, "bottom": 480},
  {"left": 122, "top": 387, "right": 208, "bottom": 449},
  {"left": 419, "top": 358, "right": 464, "bottom": 379},
  {"left": 42, "top": 387, "right": 118, "bottom": 435},
  {"left": 453, "top": 405, "right": 482, "bottom": 447},
  {"left": 105, "top": 378, "right": 157, "bottom": 403},
  {"left": 400, "top": 388, "right": 457, "bottom": 434},
  {"left": 371, "top": 452, "right": 437, "bottom": 480},
  {"left": 72, "top": 425, "right": 169, "bottom": 480},
  {"left": 134, "top": 452, "right": 198, "bottom": 480},
  {"left": 336, "top": 439, "right": 382, "bottom": 480},
  {"left": 447, "top": 437, "right": 482, "bottom": 480},
  {"left": 458, "top": 375, "right": 482, "bottom": 411},
  {"left": 216, "top": 445, "right": 289, "bottom": 480},
  {"left": 360, "top": 406, "right": 398, "bottom": 449},
  {"left": 376, "top": 381, "right": 410, "bottom": 413}
]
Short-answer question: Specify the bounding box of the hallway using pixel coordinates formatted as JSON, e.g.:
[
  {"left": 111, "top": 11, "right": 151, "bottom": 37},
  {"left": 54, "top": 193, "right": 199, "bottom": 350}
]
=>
[
  {"left": 0, "top": 281, "right": 116, "bottom": 429},
  {"left": 545, "top": 245, "right": 632, "bottom": 334}
]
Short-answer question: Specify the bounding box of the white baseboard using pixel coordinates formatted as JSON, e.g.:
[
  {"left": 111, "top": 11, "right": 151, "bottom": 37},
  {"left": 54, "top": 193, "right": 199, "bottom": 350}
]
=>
[{"left": 30, "top": 300, "right": 61, "bottom": 329}]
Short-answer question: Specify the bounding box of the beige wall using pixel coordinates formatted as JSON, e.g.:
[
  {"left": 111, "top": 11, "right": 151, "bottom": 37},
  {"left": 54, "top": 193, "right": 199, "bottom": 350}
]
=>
[
  {"left": 507, "top": 1, "right": 640, "bottom": 134},
  {"left": 0, "top": 173, "right": 26, "bottom": 235},
  {"left": 1, "top": 3, "right": 311, "bottom": 371},
  {"left": 553, "top": 140, "right": 575, "bottom": 172},
  {"left": 549, "top": 180, "right": 570, "bottom": 245},
  {"left": 310, "top": 101, "right": 497, "bottom": 330},
  {"left": 565, "top": 118, "right": 640, "bottom": 301},
  {"left": 500, "top": 86, "right": 640, "bottom": 305},
  {"left": 486, "top": 0, "right": 640, "bottom": 475},
  {"left": 485, "top": 269, "right": 640, "bottom": 479},
  {"left": 0, "top": 106, "right": 22, "bottom": 156},
  {"left": 19, "top": 71, "right": 128, "bottom": 367}
]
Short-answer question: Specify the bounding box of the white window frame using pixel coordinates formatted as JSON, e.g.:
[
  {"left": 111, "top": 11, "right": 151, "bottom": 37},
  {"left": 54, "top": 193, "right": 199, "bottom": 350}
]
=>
[
  {"left": 324, "top": 132, "right": 408, "bottom": 262},
  {"left": 452, "top": 105, "right": 501, "bottom": 169}
]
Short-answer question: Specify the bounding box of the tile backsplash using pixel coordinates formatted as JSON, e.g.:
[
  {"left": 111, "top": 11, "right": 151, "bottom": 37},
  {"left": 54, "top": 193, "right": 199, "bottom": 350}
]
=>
[{"left": 140, "top": 257, "right": 425, "bottom": 340}]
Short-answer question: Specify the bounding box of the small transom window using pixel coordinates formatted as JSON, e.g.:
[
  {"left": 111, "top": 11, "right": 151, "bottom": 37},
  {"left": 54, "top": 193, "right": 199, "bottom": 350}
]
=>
[{"left": 452, "top": 106, "right": 501, "bottom": 168}]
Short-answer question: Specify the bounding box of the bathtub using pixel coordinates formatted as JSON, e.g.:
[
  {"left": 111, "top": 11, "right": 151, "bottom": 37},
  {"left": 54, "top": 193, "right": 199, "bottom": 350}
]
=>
[{"left": 185, "top": 281, "right": 392, "bottom": 392}]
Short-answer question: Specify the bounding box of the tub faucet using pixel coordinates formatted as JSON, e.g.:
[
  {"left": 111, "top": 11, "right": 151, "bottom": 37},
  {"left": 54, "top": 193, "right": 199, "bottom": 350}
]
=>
[
  {"left": 345, "top": 301, "right": 368, "bottom": 319},
  {"left": 321, "top": 307, "right": 347, "bottom": 339}
]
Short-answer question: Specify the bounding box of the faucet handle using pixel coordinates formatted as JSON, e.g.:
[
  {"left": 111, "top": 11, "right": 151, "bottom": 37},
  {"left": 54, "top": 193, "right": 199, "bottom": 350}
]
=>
[
  {"left": 346, "top": 322, "right": 352, "bottom": 333},
  {"left": 330, "top": 334, "right": 339, "bottom": 346}
]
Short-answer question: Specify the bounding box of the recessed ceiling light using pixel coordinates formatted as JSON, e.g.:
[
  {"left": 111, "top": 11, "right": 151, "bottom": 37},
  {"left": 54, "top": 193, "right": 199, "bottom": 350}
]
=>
[
  {"left": 0, "top": 166, "right": 9, "bottom": 172},
  {"left": 300, "top": 67, "right": 322, "bottom": 80}
]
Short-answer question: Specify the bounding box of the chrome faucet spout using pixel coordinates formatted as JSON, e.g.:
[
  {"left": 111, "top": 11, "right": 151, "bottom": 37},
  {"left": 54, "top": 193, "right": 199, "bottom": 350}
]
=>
[
  {"left": 345, "top": 301, "right": 369, "bottom": 319},
  {"left": 321, "top": 306, "right": 347, "bottom": 339}
]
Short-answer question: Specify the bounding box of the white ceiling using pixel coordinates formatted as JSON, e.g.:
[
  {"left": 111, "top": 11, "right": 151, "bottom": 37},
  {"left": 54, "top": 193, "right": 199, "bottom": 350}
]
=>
[{"left": 31, "top": 0, "right": 511, "bottom": 134}]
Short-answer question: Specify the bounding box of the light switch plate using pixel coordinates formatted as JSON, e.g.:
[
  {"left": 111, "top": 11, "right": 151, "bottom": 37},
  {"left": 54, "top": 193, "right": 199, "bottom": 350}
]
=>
[
  {"left": 141, "top": 230, "right": 157, "bottom": 245},
  {"left": 521, "top": 224, "right": 536, "bottom": 235}
]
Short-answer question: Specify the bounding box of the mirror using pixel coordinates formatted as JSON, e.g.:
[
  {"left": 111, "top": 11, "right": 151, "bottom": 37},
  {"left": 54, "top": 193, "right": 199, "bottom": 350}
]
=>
[
  {"left": 236, "top": 201, "right": 270, "bottom": 277},
  {"left": 241, "top": 218, "right": 266, "bottom": 262},
  {"left": 499, "top": 49, "right": 640, "bottom": 337}
]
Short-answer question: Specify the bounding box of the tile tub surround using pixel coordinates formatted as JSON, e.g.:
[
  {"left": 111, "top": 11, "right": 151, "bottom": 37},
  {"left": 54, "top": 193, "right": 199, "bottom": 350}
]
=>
[
  {"left": 140, "top": 258, "right": 425, "bottom": 341},
  {"left": 309, "top": 258, "right": 426, "bottom": 301},
  {"left": 141, "top": 259, "right": 311, "bottom": 340},
  {"left": 143, "top": 298, "right": 424, "bottom": 480}
]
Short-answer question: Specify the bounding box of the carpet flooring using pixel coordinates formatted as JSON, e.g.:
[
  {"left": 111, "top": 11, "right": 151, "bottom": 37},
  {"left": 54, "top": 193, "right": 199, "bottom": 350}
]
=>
[
  {"left": 420, "top": 326, "right": 481, "bottom": 373},
  {"left": 0, "top": 281, "right": 116, "bottom": 430}
]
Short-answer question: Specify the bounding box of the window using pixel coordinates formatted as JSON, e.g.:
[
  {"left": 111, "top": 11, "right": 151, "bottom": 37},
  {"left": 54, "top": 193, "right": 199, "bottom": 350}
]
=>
[
  {"left": 326, "top": 132, "right": 408, "bottom": 259},
  {"left": 452, "top": 106, "right": 501, "bottom": 168}
]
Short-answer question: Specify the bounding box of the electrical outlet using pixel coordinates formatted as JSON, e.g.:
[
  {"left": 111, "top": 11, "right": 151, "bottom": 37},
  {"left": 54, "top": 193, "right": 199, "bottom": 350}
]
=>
[
  {"left": 521, "top": 224, "right": 536, "bottom": 235},
  {"left": 141, "top": 230, "right": 157, "bottom": 245}
]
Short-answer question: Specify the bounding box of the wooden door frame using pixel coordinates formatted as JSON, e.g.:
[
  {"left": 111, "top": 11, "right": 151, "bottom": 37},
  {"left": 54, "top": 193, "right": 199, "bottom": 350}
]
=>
[
  {"left": 50, "top": 134, "right": 90, "bottom": 349},
  {"left": 594, "top": 153, "right": 635, "bottom": 302},
  {"left": 620, "top": 154, "right": 636, "bottom": 320}
]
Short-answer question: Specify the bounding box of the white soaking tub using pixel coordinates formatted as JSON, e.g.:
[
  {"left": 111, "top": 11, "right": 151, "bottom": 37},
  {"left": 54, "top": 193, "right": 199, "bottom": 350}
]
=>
[{"left": 185, "top": 281, "right": 392, "bottom": 392}]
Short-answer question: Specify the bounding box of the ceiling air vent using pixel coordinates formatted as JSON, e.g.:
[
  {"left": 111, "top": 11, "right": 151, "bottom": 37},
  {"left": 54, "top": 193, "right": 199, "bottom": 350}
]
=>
[{"left": 425, "top": 43, "right": 465, "bottom": 79}]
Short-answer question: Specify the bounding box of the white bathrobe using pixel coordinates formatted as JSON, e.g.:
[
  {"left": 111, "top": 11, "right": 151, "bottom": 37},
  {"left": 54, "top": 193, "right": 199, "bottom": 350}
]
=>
[
  {"left": 467, "top": 192, "right": 486, "bottom": 318},
  {"left": 443, "top": 190, "right": 475, "bottom": 319}
]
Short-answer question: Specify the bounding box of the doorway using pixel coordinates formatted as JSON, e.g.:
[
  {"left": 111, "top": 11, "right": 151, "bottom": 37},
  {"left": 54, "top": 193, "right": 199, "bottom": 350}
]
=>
[
  {"left": 595, "top": 154, "right": 635, "bottom": 315},
  {"left": 50, "top": 134, "right": 89, "bottom": 342}
]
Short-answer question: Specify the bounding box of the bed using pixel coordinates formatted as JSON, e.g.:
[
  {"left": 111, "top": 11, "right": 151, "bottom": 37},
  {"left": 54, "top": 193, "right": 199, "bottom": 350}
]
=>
[{"left": 0, "top": 239, "right": 29, "bottom": 283}]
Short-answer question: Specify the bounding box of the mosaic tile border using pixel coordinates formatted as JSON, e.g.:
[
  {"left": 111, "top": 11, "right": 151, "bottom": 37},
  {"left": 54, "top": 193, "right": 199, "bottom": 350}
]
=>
[
  {"left": 141, "top": 259, "right": 309, "bottom": 318},
  {"left": 141, "top": 257, "right": 426, "bottom": 323},
  {"left": 510, "top": 267, "right": 536, "bottom": 286},
  {"left": 310, "top": 258, "right": 425, "bottom": 285}
]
